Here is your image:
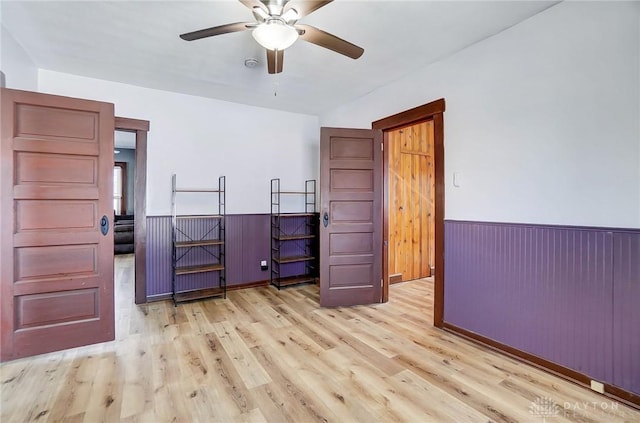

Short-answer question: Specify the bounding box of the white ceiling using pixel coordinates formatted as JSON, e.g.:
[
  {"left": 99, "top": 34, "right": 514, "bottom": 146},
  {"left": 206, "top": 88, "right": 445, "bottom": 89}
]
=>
[{"left": 1, "top": 0, "right": 559, "bottom": 116}]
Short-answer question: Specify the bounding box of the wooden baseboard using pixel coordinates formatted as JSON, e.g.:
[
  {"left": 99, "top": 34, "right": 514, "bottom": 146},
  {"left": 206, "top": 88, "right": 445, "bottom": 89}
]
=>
[
  {"left": 227, "top": 280, "right": 269, "bottom": 291},
  {"left": 442, "top": 322, "right": 640, "bottom": 410},
  {"left": 146, "top": 293, "right": 172, "bottom": 302},
  {"left": 389, "top": 274, "right": 403, "bottom": 284},
  {"left": 146, "top": 280, "right": 270, "bottom": 303}
]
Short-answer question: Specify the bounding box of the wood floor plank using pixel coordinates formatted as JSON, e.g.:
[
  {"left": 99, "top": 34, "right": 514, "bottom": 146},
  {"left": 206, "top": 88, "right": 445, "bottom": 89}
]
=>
[
  {"left": 211, "top": 321, "right": 271, "bottom": 389},
  {"left": 197, "top": 331, "right": 256, "bottom": 416},
  {"left": 1, "top": 255, "right": 638, "bottom": 422},
  {"left": 388, "top": 369, "right": 490, "bottom": 423},
  {"left": 238, "top": 407, "right": 268, "bottom": 423},
  {"left": 273, "top": 302, "right": 337, "bottom": 350},
  {"left": 184, "top": 301, "right": 216, "bottom": 334},
  {"left": 82, "top": 351, "right": 123, "bottom": 423},
  {"left": 308, "top": 311, "right": 406, "bottom": 376},
  {"left": 248, "top": 343, "right": 338, "bottom": 423},
  {"left": 294, "top": 366, "right": 382, "bottom": 423}
]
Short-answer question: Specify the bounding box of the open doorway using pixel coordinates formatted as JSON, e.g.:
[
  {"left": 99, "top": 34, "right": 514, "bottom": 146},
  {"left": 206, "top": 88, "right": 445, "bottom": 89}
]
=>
[
  {"left": 114, "top": 131, "right": 136, "bottom": 255},
  {"left": 373, "top": 98, "right": 445, "bottom": 327},
  {"left": 114, "top": 117, "right": 149, "bottom": 305}
]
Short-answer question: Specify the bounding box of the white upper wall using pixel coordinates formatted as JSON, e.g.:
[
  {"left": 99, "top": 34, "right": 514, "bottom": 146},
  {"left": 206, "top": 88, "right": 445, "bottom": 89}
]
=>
[
  {"left": 38, "top": 70, "right": 320, "bottom": 215},
  {"left": 1, "top": 25, "right": 37, "bottom": 90},
  {"left": 8, "top": 2, "right": 640, "bottom": 227},
  {"left": 322, "top": 1, "right": 640, "bottom": 229}
]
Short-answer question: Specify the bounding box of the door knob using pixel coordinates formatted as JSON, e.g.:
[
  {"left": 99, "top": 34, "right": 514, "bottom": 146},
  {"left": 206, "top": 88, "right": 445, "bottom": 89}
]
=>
[
  {"left": 323, "top": 212, "right": 329, "bottom": 228},
  {"left": 100, "top": 215, "right": 109, "bottom": 236}
]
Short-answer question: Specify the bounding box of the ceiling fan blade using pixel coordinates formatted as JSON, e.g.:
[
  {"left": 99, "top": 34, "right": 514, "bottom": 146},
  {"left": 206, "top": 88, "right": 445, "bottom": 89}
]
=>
[
  {"left": 266, "top": 49, "right": 284, "bottom": 74},
  {"left": 284, "top": 0, "right": 333, "bottom": 18},
  {"left": 296, "top": 24, "right": 363, "bottom": 59},
  {"left": 238, "top": 0, "right": 268, "bottom": 13},
  {"left": 180, "top": 22, "right": 252, "bottom": 41}
]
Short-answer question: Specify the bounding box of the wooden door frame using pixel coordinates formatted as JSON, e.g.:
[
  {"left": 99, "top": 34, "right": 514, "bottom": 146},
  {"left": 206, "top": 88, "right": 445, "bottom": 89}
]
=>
[
  {"left": 372, "top": 98, "right": 445, "bottom": 327},
  {"left": 115, "top": 117, "right": 149, "bottom": 305}
]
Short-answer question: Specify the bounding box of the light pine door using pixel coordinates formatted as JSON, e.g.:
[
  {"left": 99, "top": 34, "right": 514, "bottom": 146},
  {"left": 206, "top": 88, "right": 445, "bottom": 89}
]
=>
[
  {"left": 388, "top": 121, "right": 435, "bottom": 282},
  {"left": 1, "top": 88, "right": 115, "bottom": 361}
]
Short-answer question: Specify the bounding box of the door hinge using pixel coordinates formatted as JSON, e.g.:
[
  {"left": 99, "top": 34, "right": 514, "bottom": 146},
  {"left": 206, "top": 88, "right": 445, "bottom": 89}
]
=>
[
  {"left": 381, "top": 278, "right": 383, "bottom": 287},
  {"left": 381, "top": 142, "right": 384, "bottom": 152}
]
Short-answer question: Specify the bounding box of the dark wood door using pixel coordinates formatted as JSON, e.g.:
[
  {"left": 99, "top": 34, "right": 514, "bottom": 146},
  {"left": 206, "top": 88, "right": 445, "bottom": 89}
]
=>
[
  {"left": 319, "top": 127, "right": 382, "bottom": 307},
  {"left": 0, "top": 88, "right": 115, "bottom": 361}
]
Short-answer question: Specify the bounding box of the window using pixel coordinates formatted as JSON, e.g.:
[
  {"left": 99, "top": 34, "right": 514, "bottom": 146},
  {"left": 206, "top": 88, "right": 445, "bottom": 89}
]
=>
[{"left": 113, "top": 163, "right": 127, "bottom": 215}]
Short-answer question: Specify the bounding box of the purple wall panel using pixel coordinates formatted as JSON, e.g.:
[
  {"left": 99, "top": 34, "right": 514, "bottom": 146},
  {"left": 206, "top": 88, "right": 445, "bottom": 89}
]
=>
[
  {"left": 242, "top": 214, "right": 271, "bottom": 283},
  {"left": 272, "top": 216, "right": 315, "bottom": 277},
  {"left": 225, "top": 215, "right": 244, "bottom": 285},
  {"left": 146, "top": 214, "right": 272, "bottom": 297},
  {"left": 146, "top": 216, "right": 172, "bottom": 298},
  {"left": 444, "top": 221, "right": 616, "bottom": 383},
  {"left": 613, "top": 232, "right": 640, "bottom": 394},
  {"left": 173, "top": 216, "right": 223, "bottom": 292}
]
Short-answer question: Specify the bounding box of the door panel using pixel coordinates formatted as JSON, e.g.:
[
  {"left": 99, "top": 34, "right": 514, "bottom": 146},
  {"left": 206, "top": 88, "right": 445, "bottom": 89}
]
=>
[
  {"left": 329, "top": 233, "right": 373, "bottom": 254},
  {"left": 329, "top": 264, "right": 373, "bottom": 287},
  {"left": 16, "top": 244, "right": 98, "bottom": 280},
  {"left": 330, "top": 201, "right": 372, "bottom": 222},
  {"left": 330, "top": 169, "right": 373, "bottom": 191},
  {"left": 1, "top": 88, "right": 115, "bottom": 361},
  {"left": 16, "top": 152, "right": 98, "bottom": 184},
  {"left": 17, "top": 200, "right": 97, "bottom": 231},
  {"left": 16, "top": 289, "right": 99, "bottom": 329},
  {"left": 15, "top": 103, "right": 99, "bottom": 139},
  {"left": 329, "top": 137, "right": 374, "bottom": 160},
  {"left": 320, "top": 127, "right": 382, "bottom": 307}
]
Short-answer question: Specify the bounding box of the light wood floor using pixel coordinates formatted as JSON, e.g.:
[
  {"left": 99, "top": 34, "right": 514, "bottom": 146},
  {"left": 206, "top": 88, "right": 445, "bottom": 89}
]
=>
[{"left": 1, "top": 255, "right": 638, "bottom": 422}]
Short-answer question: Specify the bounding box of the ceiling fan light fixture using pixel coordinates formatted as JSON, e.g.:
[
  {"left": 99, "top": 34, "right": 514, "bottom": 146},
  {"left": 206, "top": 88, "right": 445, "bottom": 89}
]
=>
[{"left": 252, "top": 19, "right": 298, "bottom": 51}]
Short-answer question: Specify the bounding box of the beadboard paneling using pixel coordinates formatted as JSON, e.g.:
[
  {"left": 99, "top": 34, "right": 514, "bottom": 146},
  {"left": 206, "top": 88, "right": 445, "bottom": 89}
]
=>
[
  {"left": 225, "top": 215, "right": 244, "bottom": 285},
  {"left": 241, "top": 214, "right": 271, "bottom": 282},
  {"left": 613, "top": 232, "right": 640, "bottom": 394},
  {"left": 146, "top": 216, "right": 172, "bottom": 298},
  {"left": 273, "top": 215, "right": 316, "bottom": 277},
  {"left": 444, "top": 221, "right": 623, "bottom": 386},
  {"left": 146, "top": 214, "right": 271, "bottom": 298},
  {"left": 173, "top": 216, "right": 223, "bottom": 292}
]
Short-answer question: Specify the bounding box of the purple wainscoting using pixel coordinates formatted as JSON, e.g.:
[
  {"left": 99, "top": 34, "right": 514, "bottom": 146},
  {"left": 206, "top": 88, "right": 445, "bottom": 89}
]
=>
[
  {"left": 273, "top": 215, "right": 317, "bottom": 278},
  {"left": 444, "top": 220, "right": 639, "bottom": 394},
  {"left": 224, "top": 215, "right": 243, "bottom": 286},
  {"left": 146, "top": 214, "right": 271, "bottom": 299},
  {"left": 241, "top": 214, "right": 272, "bottom": 283},
  {"left": 613, "top": 232, "right": 640, "bottom": 394},
  {"left": 173, "top": 216, "right": 223, "bottom": 292},
  {"left": 146, "top": 216, "right": 172, "bottom": 299}
]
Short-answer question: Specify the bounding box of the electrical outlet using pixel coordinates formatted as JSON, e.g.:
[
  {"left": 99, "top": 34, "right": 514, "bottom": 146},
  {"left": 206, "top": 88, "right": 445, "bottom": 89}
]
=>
[
  {"left": 590, "top": 380, "right": 605, "bottom": 394},
  {"left": 260, "top": 260, "right": 268, "bottom": 271}
]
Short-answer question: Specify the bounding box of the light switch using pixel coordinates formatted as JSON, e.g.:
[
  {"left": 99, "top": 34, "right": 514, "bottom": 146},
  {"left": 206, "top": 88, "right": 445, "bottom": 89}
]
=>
[{"left": 453, "top": 172, "right": 462, "bottom": 187}]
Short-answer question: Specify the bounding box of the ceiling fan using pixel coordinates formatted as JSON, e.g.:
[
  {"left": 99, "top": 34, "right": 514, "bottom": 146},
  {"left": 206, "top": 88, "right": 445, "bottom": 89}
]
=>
[{"left": 179, "top": 0, "right": 364, "bottom": 74}]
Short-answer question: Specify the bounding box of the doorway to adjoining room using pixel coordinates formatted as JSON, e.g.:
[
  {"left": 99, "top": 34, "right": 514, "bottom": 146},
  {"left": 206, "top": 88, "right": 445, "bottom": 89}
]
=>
[
  {"left": 113, "top": 130, "right": 136, "bottom": 255},
  {"left": 387, "top": 120, "right": 435, "bottom": 284}
]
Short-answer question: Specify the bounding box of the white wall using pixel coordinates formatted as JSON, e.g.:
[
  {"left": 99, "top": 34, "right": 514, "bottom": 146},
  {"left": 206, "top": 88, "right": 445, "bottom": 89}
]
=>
[
  {"left": 0, "top": 25, "right": 37, "bottom": 90},
  {"left": 38, "top": 70, "right": 320, "bottom": 215},
  {"left": 322, "top": 1, "right": 640, "bottom": 229}
]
